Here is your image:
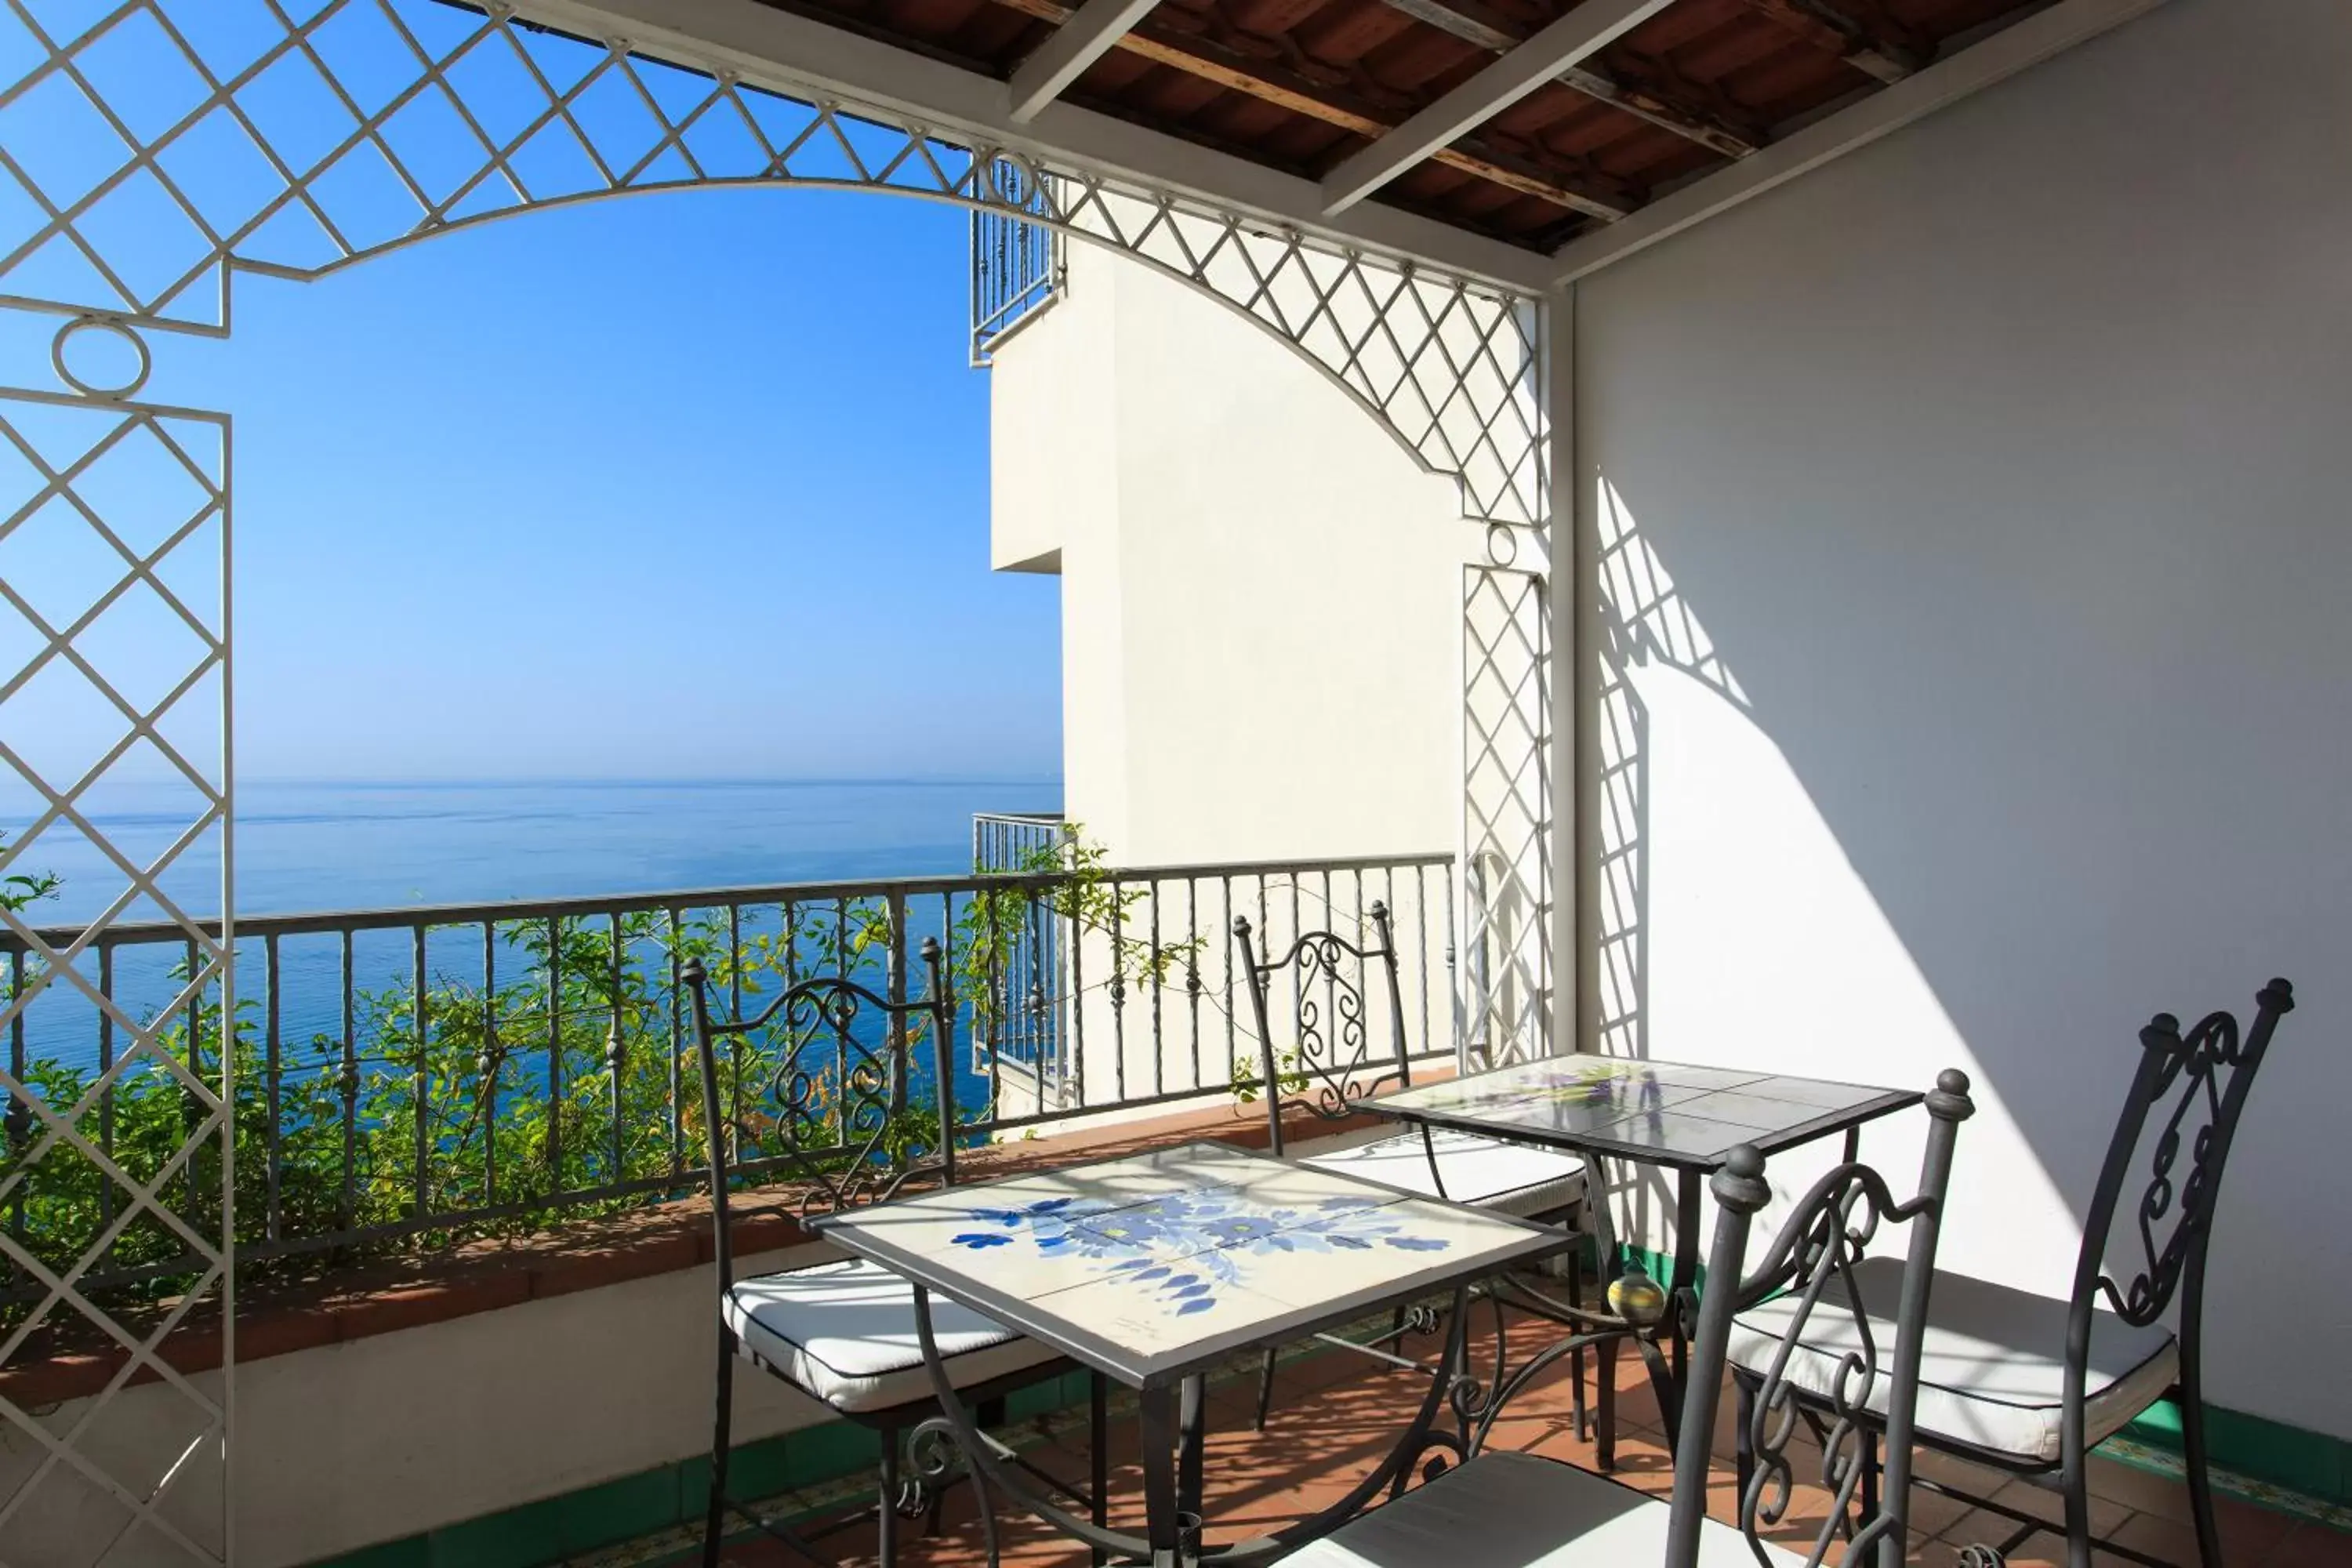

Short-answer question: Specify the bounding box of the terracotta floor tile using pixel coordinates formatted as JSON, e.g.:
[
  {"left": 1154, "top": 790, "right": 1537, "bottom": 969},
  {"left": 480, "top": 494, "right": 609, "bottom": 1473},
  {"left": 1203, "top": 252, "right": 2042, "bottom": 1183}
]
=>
[
  {"left": 2270, "top": 1521, "right": 2352, "bottom": 1568},
  {"left": 1983, "top": 1477, "right": 2133, "bottom": 1537},
  {"left": 2099, "top": 1510, "right": 2208, "bottom": 1567},
  {"left": 2085, "top": 1457, "right": 2198, "bottom": 1523},
  {"left": 647, "top": 1312, "right": 2345, "bottom": 1568},
  {"left": 1904, "top": 1479, "right": 1984, "bottom": 1540},
  {"left": 1912, "top": 1445, "right": 2021, "bottom": 1498}
]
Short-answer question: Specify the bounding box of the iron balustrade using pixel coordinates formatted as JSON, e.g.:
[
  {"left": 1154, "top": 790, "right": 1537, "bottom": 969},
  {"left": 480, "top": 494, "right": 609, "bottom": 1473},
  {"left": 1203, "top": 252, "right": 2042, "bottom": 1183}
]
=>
[
  {"left": 969, "top": 159, "right": 1062, "bottom": 365},
  {"left": 0, "top": 851, "right": 1453, "bottom": 1316},
  {"left": 971, "top": 811, "right": 1072, "bottom": 873},
  {"left": 971, "top": 812, "right": 1073, "bottom": 1085}
]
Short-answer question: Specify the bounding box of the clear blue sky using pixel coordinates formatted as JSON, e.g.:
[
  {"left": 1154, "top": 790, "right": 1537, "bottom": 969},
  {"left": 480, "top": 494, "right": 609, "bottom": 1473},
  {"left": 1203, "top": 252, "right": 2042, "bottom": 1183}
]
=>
[
  {"left": 225, "top": 187, "right": 1060, "bottom": 782},
  {"left": 10, "top": 186, "right": 1062, "bottom": 786}
]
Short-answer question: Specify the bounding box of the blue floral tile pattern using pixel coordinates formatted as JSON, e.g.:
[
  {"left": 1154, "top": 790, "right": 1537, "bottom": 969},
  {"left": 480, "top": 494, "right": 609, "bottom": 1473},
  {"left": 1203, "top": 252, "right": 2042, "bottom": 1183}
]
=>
[
  {"left": 814, "top": 1141, "right": 1565, "bottom": 1384},
  {"left": 949, "top": 1184, "right": 1454, "bottom": 1317}
]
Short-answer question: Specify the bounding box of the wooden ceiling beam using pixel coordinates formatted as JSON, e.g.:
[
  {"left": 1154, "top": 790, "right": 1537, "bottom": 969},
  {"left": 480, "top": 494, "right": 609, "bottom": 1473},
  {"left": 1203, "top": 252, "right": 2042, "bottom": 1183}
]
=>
[
  {"left": 1734, "top": 0, "right": 1930, "bottom": 84},
  {"left": 1008, "top": 0, "right": 1167, "bottom": 119},
  {"left": 1319, "top": 0, "right": 1675, "bottom": 213},
  {"left": 1372, "top": 0, "right": 1759, "bottom": 160},
  {"left": 989, "top": 0, "right": 1640, "bottom": 216}
]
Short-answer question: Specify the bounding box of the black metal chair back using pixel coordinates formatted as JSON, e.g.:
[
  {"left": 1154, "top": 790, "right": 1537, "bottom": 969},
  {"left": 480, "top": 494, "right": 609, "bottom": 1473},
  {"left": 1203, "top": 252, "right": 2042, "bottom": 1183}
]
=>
[
  {"left": 1232, "top": 902, "right": 1410, "bottom": 1156},
  {"left": 1671, "top": 1070, "right": 1976, "bottom": 1568},
  {"left": 682, "top": 940, "right": 956, "bottom": 1287},
  {"left": 2061, "top": 978, "right": 2294, "bottom": 1453}
]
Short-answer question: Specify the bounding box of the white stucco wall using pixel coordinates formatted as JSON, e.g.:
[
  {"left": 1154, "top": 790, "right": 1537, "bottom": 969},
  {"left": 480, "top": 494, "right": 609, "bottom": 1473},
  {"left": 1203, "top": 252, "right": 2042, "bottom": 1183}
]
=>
[
  {"left": 0, "top": 1239, "right": 832, "bottom": 1568},
  {"left": 1572, "top": 0, "right": 2351, "bottom": 1440},
  {"left": 989, "top": 240, "right": 1468, "bottom": 869}
]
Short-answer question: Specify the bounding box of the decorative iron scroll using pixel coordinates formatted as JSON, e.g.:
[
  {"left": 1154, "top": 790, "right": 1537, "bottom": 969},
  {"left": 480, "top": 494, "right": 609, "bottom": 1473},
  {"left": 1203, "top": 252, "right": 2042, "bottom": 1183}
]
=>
[
  {"left": 1738, "top": 1161, "right": 1931, "bottom": 1568},
  {"left": 1239, "top": 913, "right": 1401, "bottom": 1123},
  {"left": 2097, "top": 979, "right": 2294, "bottom": 1327},
  {"left": 694, "top": 965, "right": 954, "bottom": 1219},
  {"left": 1282, "top": 935, "right": 1374, "bottom": 1118}
]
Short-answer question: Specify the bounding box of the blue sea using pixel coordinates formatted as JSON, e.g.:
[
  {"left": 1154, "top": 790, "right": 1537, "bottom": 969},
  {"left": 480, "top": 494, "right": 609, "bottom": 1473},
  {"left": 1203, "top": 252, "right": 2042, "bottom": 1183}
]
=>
[
  {"left": 7, "top": 779, "right": 1060, "bottom": 1075},
  {"left": 13, "top": 778, "right": 1061, "bottom": 922}
]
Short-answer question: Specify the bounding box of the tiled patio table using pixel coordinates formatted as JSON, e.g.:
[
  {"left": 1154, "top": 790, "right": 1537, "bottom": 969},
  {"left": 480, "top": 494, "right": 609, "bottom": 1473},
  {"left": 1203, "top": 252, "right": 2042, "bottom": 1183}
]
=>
[
  {"left": 1362, "top": 1055, "right": 1920, "bottom": 1466},
  {"left": 811, "top": 1139, "right": 1567, "bottom": 1568}
]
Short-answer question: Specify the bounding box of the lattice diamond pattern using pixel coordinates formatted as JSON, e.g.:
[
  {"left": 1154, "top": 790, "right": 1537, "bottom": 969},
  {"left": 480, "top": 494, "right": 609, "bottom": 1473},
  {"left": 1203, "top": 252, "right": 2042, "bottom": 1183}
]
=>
[
  {"left": 1463, "top": 564, "right": 1550, "bottom": 1067},
  {"left": 0, "top": 387, "right": 229, "bottom": 1565}
]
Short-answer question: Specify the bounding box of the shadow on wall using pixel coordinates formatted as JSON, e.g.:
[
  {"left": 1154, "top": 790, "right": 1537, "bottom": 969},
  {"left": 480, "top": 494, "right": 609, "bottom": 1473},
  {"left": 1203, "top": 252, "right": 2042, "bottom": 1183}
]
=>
[
  {"left": 1588, "top": 469, "right": 2096, "bottom": 1276},
  {"left": 1589, "top": 477, "right": 1762, "bottom": 1249},
  {"left": 1583, "top": 462, "right": 2332, "bottom": 1438},
  {"left": 1595, "top": 474, "right": 1753, "bottom": 1062}
]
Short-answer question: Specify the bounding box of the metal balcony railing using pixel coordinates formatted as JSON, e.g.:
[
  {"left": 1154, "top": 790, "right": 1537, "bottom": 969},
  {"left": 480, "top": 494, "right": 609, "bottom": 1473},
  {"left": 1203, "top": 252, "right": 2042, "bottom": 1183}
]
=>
[
  {"left": 969, "top": 159, "right": 1062, "bottom": 365},
  {"left": 971, "top": 812, "right": 1076, "bottom": 1085},
  {"left": 0, "top": 851, "right": 1454, "bottom": 1319}
]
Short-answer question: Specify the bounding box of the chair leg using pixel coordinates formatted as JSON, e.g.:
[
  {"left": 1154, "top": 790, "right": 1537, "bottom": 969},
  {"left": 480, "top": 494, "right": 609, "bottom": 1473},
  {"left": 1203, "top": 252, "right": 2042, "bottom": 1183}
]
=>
[
  {"left": 1567, "top": 1250, "right": 1589, "bottom": 1443},
  {"left": 1595, "top": 1334, "right": 1618, "bottom": 1472},
  {"left": 1733, "top": 1370, "right": 1757, "bottom": 1510},
  {"left": 878, "top": 1436, "right": 902, "bottom": 1568},
  {"left": 2178, "top": 1371, "right": 2225, "bottom": 1568},
  {"left": 924, "top": 1428, "right": 949, "bottom": 1540},
  {"left": 2061, "top": 1454, "right": 2094, "bottom": 1568},
  {"left": 704, "top": 1330, "right": 735, "bottom": 1568},
  {"left": 1856, "top": 1428, "right": 1878, "bottom": 1541},
  {"left": 1253, "top": 1346, "right": 1279, "bottom": 1432}
]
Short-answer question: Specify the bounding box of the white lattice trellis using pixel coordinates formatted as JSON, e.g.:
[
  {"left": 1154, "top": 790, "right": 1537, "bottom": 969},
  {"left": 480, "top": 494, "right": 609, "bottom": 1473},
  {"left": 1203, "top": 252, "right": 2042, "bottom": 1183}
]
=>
[
  {"left": 0, "top": 376, "right": 230, "bottom": 1566},
  {"left": 1461, "top": 554, "right": 1551, "bottom": 1068},
  {"left": 0, "top": 1, "right": 1555, "bottom": 1559}
]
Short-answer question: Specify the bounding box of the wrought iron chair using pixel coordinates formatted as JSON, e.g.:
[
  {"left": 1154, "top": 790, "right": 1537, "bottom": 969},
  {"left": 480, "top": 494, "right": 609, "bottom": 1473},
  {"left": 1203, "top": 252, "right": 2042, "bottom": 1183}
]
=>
[
  {"left": 683, "top": 942, "right": 1080, "bottom": 1568},
  {"left": 1233, "top": 905, "right": 1591, "bottom": 1431},
  {"left": 1277, "top": 1070, "right": 1980, "bottom": 1568},
  {"left": 1728, "top": 978, "right": 2295, "bottom": 1568}
]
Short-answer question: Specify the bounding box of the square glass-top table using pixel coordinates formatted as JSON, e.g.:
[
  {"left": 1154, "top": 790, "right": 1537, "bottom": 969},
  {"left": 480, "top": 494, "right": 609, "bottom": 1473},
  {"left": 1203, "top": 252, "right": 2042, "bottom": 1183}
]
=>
[
  {"left": 813, "top": 1139, "right": 1566, "bottom": 1567},
  {"left": 1363, "top": 1055, "right": 1920, "bottom": 1465},
  {"left": 1367, "top": 1055, "right": 1919, "bottom": 1171}
]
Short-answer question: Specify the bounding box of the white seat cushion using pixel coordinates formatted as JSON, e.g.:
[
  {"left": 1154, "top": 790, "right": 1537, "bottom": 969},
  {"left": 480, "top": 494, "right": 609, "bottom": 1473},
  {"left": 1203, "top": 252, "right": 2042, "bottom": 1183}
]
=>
[
  {"left": 1285, "top": 1450, "right": 1805, "bottom": 1568},
  {"left": 1726, "top": 1255, "right": 2179, "bottom": 1465},
  {"left": 724, "top": 1258, "right": 1061, "bottom": 1414},
  {"left": 1304, "top": 1130, "right": 1584, "bottom": 1218}
]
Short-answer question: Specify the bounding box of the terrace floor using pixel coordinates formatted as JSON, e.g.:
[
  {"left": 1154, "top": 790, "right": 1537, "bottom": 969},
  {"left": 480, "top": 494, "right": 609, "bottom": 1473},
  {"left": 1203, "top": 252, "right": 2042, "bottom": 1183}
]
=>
[{"left": 605, "top": 1308, "right": 2352, "bottom": 1568}]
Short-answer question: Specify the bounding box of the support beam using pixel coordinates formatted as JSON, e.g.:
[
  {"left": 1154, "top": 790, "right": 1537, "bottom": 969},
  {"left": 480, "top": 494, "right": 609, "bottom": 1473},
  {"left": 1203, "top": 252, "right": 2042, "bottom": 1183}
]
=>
[
  {"left": 985, "top": 0, "right": 1639, "bottom": 219},
  {"left": 1321, "top": 0, "right": 1678, "bottom": 214},
  {"left": 1007, "top": 0, "right": 1163, "bottom": 122},
  {"left": 1736, "top": 0, "right": 1929, "bottom": 84},
  {"left": 1551, "top": 0, "right": 2169, "bottom": 284},
  {"left": 1374, "top": 0, "right": 1760, "bottom": 160},
  {"left": 515, "top": 0, "right": 1559, "bottom": 292}
]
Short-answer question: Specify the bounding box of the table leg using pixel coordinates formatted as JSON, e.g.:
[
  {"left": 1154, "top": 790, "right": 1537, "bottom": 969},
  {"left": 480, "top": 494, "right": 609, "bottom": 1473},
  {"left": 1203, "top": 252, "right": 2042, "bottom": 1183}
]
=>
[
  {"left": 1091, "top": 1372, "right": 1109, "bottom": 1568},
  {"left": 1178, "top": 1374, "right": 1207, "bottom": 1529},
  {"left": 1417, "top": 1122, "right": 1450, "bottom": 1200},
  {"left": 1139, "top": 1385, "right": 1183, "bottom": 1568},
  {"left": 1587, "top": 1156, "right": 1622, "bottom": 1473},
  {"left": 1670, "top": 1166, "right": 1702, "bottom": 1399}
]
